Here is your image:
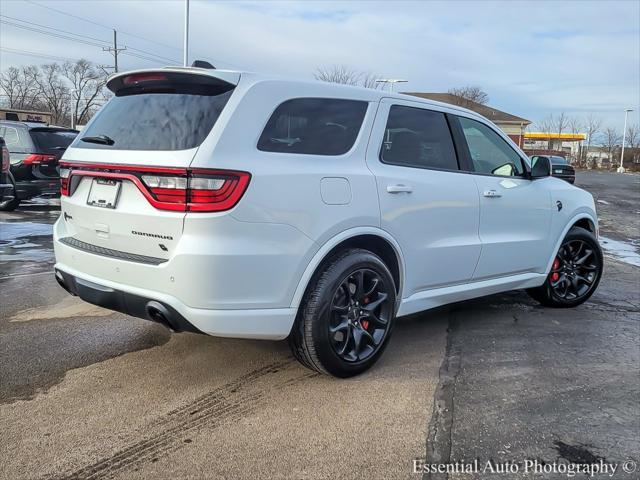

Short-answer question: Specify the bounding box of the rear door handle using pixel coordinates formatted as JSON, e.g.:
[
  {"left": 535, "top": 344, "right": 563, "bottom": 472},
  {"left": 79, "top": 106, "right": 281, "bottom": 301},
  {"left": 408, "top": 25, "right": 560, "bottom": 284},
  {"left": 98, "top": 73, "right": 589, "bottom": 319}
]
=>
[
  {"left": 483, "top": 189, "right": 502, "bottom": 198},
  {"left": 387, "top": 184, "right": 413, "bottom": 194}
]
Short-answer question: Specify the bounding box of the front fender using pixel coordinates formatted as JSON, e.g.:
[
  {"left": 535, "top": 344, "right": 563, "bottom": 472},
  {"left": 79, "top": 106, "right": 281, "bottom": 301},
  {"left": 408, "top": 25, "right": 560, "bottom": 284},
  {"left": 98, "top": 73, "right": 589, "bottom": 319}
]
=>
[{"left": 544, "top": 210, "right": 598, "bottom": 274}]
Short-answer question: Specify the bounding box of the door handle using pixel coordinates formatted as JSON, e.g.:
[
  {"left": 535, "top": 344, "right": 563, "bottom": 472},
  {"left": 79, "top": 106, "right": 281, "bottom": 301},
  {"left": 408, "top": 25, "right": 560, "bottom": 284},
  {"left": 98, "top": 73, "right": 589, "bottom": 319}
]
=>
[
  {"left": 483, "top": 189, "right": 502, "bottom": 198},
  {"left": 387, "top": 184, "right": 413, "bottom": 194}
]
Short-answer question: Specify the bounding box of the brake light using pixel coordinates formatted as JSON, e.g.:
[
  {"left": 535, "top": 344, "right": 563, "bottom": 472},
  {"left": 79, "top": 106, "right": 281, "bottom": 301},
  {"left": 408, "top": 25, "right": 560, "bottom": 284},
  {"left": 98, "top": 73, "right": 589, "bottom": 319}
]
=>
[
  {"left": 122, "top": 73, "right": 168, "bottom": 86},
  {"left": 23, "top": 154, "right": 57, "bottom": 165},
  {"left": 1, "top": 146, "right": 9, "bottom": 173},
  {"left": 59, "top": 163, "right": 251, "bottom": 212}
]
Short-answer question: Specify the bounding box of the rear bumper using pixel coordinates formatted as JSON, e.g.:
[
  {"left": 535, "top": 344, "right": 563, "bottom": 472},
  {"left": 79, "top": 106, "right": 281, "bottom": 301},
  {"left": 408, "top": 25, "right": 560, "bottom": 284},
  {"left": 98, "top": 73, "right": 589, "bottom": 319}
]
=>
[
  {"left": 53, "top": 262, "right": 297, "bottom": 340},
  {"left": 16, "top": 178, "right": 60, "bottom": 199}
]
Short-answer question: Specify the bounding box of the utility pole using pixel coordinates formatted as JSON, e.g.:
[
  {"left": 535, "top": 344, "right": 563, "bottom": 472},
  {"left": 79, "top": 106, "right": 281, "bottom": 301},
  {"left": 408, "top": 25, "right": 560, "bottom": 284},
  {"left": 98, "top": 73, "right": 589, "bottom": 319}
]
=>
[
  {"left": 618, "top": 108, "right": 634, "bottom": 173},
  {"left": 183, "top": 0, "right": 190, "bottom": 66},
  {"left": 102, "top": 29, "right": 126, "bottom": 73}
]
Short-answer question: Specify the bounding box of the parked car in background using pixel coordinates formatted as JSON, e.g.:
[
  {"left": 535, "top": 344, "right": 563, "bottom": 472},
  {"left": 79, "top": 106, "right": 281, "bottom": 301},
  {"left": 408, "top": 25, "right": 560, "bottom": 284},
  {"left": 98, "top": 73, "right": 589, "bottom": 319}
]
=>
[
  {"left": 531, "top": 155, "right": 575, "bottom": 183},
  {"left": 54, "top": 66, "right": 603, "bottom": 377},
  {"left": 0, "top": 137, "right": 13, "bottom": 207},
  {"left": 0, "top": 121, "right": 78, "bottom": 210}
]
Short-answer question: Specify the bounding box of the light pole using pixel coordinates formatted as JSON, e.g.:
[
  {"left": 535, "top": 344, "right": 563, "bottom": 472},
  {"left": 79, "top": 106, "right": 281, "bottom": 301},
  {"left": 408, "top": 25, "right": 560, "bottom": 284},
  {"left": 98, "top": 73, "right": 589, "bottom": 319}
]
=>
[
  {"left": 375, "top": 79, "right": 408, "bottom": 93},
  {"left": 618, "top": 108, "right": 634, "bottom": 173},
  {"left": 183, "top": 0, "right": 190, "bottom": 67}
]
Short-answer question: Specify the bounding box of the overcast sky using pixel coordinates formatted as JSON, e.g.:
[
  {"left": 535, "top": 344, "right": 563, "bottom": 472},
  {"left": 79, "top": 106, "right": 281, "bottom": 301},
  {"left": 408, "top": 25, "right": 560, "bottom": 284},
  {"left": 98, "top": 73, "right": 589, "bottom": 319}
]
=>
[{"left": 1, "top": 0, "right": 638, "bottom": 131}]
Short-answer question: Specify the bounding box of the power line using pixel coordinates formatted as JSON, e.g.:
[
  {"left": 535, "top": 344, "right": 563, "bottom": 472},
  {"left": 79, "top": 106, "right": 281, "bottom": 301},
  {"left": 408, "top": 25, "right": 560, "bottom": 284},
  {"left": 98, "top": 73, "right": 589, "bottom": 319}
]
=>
[
  {"left": 23, "top": 0, "right": 242, "bottom": 69},
  {"left": 0, "top": 47, "right": 84, "bottom": 63},
  {"left": 0, "top": 14, "right": 111, "bottom": 46},
  {"left": 0, "top": 20, "right": 107, "bottom": 48},
  {"left": 1, "top": 14, "right": 180, "bottom": 65}
]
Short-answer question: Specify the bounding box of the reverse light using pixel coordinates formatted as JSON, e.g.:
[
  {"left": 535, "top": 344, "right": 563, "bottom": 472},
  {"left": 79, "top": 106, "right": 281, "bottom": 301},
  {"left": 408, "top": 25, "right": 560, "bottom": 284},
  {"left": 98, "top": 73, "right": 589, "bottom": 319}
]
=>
[{"left": 59, "top": 167, "right": 71, "bottom": 196}]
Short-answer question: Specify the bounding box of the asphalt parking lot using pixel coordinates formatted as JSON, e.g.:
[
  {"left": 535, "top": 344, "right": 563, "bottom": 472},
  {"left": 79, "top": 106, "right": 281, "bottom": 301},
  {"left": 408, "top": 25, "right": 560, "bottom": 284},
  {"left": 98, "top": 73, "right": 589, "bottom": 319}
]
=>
[{"left": 0, "top": 171, "right": 638, "bottom": 479}]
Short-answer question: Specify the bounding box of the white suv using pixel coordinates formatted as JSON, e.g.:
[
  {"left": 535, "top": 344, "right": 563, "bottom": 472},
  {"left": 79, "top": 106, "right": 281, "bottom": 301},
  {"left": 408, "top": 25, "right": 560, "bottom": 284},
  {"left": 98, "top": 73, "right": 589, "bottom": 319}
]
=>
[{"left": 54, "top": 66, "right": 603, "bottom": 377}]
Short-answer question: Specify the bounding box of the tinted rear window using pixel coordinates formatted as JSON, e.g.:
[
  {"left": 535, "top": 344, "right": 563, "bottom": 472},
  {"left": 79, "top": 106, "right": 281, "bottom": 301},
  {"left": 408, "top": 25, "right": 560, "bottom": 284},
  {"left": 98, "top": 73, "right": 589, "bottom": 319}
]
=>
[
  {"left": 257, "top": 98, "right": 368, "bottom": 155},
  {"left": 74, "top": 85, "right": 233, "bottom": 151},
  {"left": 30, "top": 130, "right": 77, "bottom": 153}
]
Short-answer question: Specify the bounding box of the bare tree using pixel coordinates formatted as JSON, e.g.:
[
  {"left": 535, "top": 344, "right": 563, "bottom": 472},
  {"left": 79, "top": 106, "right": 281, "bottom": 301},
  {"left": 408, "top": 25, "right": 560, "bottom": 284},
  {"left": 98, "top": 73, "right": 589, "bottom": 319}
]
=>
[
  {"left": 0, "top": 65, "right": 43, "bottom": 110},
  {"left": 567, "top": 116, "right": 583, "bottom": 164},
  {"left": 314, "top": 65, "right": 382, "bottom": 89},
  {"left": 447, "top": 86, "right": 489, "bottom": 105},
  {"left": 37, "top": 63, "right": 70, "bottom": 125},
  {"left": 62, "top": 59, "right": 108, "bottom": 125},
  {"left": 583, "top": 114, "right": 602, "bottom": 168},
  {"left": 602, "top": 127, "right": 621, "bottom": 167},
  {"left": 624, "top": 124, "right": 639, "bottom": 165},
  {"left": 536, "top": 115, "right": 554, "bottom": 149},
  {"left": 553, "top": 111, "right": 568, "bottom": 141}
]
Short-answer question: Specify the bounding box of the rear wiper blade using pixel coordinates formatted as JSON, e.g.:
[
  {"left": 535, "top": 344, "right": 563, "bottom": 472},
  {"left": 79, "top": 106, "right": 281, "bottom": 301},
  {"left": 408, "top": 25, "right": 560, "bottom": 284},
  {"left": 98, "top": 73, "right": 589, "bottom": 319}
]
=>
[{"left": 81, "top": 135, "right": 115, "bottom": 146}]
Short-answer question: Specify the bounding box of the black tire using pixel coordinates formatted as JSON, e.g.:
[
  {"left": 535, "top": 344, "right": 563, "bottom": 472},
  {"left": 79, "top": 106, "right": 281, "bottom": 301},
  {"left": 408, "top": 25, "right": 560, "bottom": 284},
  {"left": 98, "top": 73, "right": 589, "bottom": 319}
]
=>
[
  {"left": 527, "top": 226, "right": 603, "bottom": 308},
  {"left": 0, "top": 175, "right": 19, "bottom": 211},
  {"left": 288, "top": 248, "right": 397, "bottom": 377}
]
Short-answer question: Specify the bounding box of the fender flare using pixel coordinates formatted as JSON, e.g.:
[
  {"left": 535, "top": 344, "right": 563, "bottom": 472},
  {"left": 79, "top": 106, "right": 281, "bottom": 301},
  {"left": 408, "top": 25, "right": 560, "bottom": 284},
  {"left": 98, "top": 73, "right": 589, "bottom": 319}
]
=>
[
  {"left": 544, "top": 212, "right": 598, "bottom": 274},
  {"left": 289, "top": 226, "right": 406, "bottom": 309}
]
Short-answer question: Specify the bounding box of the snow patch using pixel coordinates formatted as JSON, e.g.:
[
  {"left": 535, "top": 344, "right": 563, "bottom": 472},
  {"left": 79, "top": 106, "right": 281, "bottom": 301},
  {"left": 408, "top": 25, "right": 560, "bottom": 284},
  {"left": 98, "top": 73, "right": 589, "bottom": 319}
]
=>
[{"left": 599, "top": 236, "right": 640, "bottom": 267}]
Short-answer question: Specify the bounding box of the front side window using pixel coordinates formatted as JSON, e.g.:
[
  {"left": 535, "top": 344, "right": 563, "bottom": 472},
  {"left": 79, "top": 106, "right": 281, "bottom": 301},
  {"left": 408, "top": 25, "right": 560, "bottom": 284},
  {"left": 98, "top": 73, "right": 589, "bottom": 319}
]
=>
[
  {"left": 257, "top": 98, "right": 368, "bottom": 155},
  {"left": 380, "top": 105, "right": 458, "bottom": 170},
  {"left": 458, "top": 116, "right": 524, "bottom": 176}
]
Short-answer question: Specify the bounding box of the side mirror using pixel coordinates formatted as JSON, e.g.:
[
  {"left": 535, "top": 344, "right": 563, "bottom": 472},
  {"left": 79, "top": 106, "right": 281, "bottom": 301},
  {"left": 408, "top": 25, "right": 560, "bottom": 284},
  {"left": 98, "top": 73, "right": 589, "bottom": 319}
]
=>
[{"left": 531, "top": 156, "right": 551, "bottom": 179}]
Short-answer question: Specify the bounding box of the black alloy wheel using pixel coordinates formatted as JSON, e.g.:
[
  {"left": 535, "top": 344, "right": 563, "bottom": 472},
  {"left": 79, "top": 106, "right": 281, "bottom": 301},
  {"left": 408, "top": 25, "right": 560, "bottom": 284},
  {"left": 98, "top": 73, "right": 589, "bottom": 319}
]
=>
[
  {"left": 329, "top": 268, "right": 393, "bottom": 363},
  {"left": 528, "top": 226, "right": 603, "bottom": 308},
  {"left": 548, "top": 239, "right": 599, "bottom": 301},
  {"left": 289, "top": 248, "right": 397, "bottom": 377}
]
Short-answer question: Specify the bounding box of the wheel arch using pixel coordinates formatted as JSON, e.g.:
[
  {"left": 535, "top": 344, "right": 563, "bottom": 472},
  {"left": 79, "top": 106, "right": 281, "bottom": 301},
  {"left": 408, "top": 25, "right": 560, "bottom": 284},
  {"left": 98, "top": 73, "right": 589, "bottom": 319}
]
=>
[
  {"left": 544, "top": 212, "right": 599, "bottom": 274},
  {"left": 290, "top": 227, "right": 405, "bottom": 310}
]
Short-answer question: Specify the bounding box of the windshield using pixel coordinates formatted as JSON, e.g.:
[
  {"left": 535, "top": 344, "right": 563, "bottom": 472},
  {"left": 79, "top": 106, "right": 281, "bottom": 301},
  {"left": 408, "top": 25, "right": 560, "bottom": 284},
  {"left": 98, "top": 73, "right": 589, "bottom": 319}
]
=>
[{"left": 73, "top": 87, "right": 234, "bottom": 151}]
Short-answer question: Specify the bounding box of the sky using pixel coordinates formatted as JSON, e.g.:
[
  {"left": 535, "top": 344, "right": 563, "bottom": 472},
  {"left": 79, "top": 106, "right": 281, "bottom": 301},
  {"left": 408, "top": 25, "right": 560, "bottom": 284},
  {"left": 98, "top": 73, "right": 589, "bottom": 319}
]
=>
[{"left": 1, "top": 0, "right": 639, "bottom": 131}]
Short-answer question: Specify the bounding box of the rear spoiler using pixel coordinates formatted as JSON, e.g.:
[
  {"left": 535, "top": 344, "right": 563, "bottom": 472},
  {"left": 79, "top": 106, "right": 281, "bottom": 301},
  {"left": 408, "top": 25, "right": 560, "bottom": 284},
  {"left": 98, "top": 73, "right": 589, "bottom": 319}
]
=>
[{"left": 106, "top": 68, "right": 240, "bottom": 95}]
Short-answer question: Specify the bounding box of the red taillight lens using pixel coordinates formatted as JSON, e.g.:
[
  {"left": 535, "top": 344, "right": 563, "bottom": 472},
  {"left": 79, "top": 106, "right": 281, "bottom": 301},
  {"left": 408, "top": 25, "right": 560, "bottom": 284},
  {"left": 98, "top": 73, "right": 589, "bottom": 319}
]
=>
[
  {"left": 60, "top": 163, "right": 250, "bottom": 212},
  {"left": 1, "top": 147, "right": 9, "bottom": 173},
  {"left": 23, "top": 154, "right": 57, "bottom": 165},
  {"left": 187, "top": 170, "right": 251, "bottom": 212}
]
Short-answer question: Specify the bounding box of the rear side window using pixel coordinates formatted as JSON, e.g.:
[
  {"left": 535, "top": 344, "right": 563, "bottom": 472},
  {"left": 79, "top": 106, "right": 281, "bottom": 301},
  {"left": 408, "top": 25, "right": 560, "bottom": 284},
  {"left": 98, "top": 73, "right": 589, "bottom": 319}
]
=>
[
  {"left": 257, "top": 98, "right": 368, "bottom": 155},
  {"left": 74, "top": 79, "right": 234, "bottom": 151},
  {"left": 380, "top": 105, "right": 458, "bottom": 170},
  {"left": 0, "top": 125, "right": 31, "bottom": 153},
  {"left": 30, "top": 129, "right": 77, "bottom": 153}
]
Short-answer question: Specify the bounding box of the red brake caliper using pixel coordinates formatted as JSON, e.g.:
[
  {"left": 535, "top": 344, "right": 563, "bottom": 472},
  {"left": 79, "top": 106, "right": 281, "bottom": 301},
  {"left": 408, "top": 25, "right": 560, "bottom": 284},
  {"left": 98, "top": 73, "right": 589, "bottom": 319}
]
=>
[
  {"left": 550, "top": 258, "right": 560, "bottom": 282},
  {"left": 361, "top": 297, "right": 370, "bottom": 330}
]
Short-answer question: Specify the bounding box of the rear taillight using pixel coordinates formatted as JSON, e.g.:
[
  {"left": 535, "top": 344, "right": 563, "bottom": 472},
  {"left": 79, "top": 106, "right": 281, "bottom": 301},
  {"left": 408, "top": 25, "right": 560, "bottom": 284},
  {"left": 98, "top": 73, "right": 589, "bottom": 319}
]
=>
[
  {"left": 59, "top": 163, "right": 250, "bottom": 212},
  {"left": 1, "top": 146, "right": 9, "bottom": 173},
  {"left": 23, "top": 154, "right": 57, "bottom": 165},
  {"left": 186, "top": 170, "right": 251, "bottom": 212}
]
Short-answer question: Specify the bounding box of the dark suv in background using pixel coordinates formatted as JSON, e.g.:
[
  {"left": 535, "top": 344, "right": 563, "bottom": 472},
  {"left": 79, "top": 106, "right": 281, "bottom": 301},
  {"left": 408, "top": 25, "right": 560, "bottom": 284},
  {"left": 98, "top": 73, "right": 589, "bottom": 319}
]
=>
[
  {"left": 0, "top": 121, "right": 78, "bottom": 210},
  {"left": 531, "top": 155, "right": 575, "bottom": 184}
]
